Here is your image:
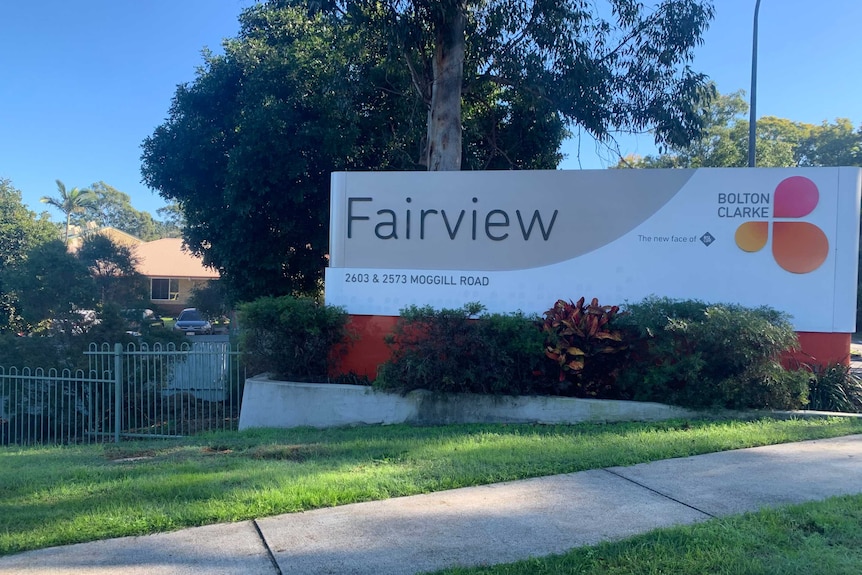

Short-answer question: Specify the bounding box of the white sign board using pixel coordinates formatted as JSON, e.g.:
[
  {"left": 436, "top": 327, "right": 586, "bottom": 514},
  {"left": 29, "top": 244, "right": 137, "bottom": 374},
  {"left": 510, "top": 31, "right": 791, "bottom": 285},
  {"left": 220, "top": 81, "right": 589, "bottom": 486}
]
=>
[{"left": 325, "top": 168, "right": 862, "bottom": 332}]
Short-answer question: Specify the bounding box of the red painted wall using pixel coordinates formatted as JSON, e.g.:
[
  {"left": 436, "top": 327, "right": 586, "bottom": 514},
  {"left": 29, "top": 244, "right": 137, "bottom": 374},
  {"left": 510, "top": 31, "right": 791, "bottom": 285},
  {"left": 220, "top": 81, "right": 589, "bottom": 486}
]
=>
[
  {"left": 337, "top": 315, "right": 852, "bottom": 379},
  {"left": 785, "top": 332, "right": 851, "bottom": 368},
  {"left": 339, "top": 315, "right": 399, "bottom": 378}
]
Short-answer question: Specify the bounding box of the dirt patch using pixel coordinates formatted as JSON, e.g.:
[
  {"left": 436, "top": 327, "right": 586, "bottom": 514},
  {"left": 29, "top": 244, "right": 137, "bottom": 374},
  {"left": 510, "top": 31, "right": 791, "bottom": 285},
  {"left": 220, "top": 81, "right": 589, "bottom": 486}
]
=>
[
  {"left": 105, "top": 449, "right": 157, "bottom": 463},
  {"left": 202, "top": 446, "right": 234, "bottom": 455},
  {"left": 248, "top": 444, "right": 322, "bottom": 462}
]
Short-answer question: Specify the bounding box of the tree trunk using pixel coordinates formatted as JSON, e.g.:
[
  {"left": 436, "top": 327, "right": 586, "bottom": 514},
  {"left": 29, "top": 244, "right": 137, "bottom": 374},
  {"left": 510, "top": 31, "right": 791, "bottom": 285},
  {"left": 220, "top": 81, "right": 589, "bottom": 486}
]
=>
[{"left": 426, "top": 4, "right": 465, "bottom": 171}]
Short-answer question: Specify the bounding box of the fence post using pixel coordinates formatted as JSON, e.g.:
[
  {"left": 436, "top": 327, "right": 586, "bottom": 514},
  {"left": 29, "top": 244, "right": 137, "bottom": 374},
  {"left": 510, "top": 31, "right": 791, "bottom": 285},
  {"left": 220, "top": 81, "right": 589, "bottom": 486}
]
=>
[{"left": 114, "top": 343, "right": 122, "bottom": 443}]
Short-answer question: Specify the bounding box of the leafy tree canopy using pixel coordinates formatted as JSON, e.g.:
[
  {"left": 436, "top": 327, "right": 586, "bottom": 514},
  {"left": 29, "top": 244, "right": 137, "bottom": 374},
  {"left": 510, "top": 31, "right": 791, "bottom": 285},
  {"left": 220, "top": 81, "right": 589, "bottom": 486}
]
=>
[
  {"left": 0, "top": 178, "right": 57, "bottom": 269},
  {"left": 142, "top": 0, "right": 716, "bottom": 301},
  {"left": 188, "top": 281, "right": 232, "bottom": 322},
  {"left": 619, "top": 90, "right": 862, "bottom": 168},
  {"left": 76, "top": 234, "right": 149, "bottom": 308},
  {"left": 156, "top": 203, "right": 185, "bottom": 238},
  {"left": 4, "top": 240, "right": 96, "bottom": 330},
  {"left": 40, "top": 180, "right": 97, "bottom": 244},
  {"left": 59, "top": 182, "right": 181, "bottom": 241},
  {"left": 142, "top": 2, "right": 569, "bottom": 301},
  {"left": 0, "top": 178, "right": 59, "bottom": 332},
  {"left": 2, "top": 233, "right": 148, "bottom": 334},
  {"left": 71, "top": 182, "right": 161, "bottom": 241},
  {"left": 302, "top": 0, "right": 717, "bottom": 170}
]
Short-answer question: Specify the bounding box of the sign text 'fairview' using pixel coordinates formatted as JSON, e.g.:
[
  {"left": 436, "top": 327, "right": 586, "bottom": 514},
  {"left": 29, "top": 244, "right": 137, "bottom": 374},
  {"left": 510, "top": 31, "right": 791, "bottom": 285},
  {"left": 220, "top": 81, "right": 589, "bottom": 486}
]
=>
[{"left": 347, "top": 196, "right": 559, "bottom": 241}]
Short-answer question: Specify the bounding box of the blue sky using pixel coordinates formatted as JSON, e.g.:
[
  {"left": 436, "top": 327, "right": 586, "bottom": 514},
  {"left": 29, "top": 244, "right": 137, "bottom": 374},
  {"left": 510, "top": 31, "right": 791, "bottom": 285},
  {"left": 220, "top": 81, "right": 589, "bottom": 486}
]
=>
[{"left": 2, "top": 0, "right": 860, "bottom": 219}]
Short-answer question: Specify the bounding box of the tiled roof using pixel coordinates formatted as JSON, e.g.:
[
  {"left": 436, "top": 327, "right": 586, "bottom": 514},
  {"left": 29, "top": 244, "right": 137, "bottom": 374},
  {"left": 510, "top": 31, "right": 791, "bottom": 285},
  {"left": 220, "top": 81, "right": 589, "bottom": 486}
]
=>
[
  {"left": 67, "top": 227, "right": 143, "bottom": 252},
  {"left": 99, "top": 227, "right": 144, "bottom": 248},
  {"left": 133, "top": 238, "right": 219, "bottom": 279}
]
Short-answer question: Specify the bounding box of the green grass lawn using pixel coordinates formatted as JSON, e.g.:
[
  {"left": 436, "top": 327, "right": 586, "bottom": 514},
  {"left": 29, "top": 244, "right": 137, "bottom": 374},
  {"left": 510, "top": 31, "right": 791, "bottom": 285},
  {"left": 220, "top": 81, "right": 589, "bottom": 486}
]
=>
[
  {"left": 433, "top": 494, "right": 862, "bottom": 575},
  {"left": 1, "top": 417, "right": 860, "bottom": 557}
]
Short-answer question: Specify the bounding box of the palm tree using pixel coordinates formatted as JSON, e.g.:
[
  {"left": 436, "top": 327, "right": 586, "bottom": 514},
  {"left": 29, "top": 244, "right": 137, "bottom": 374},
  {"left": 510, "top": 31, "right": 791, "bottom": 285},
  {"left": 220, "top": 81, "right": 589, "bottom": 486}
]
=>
[{"left": 40, "top": 180, "right": 97, "bottom": 244}]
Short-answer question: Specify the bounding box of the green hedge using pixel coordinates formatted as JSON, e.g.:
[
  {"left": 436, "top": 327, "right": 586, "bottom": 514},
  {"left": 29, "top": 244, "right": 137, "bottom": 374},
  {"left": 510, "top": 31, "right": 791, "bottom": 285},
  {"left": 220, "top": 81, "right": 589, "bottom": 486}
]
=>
[
  {"left": 375, "top": 303, "right": 547, "bottom": 395},
  {"left": 614, "top": 297, "right": 808, "bottom": 410},
  {"left": 372, "top": 297, "right": 811, "bottom": 410},
  {"left": 236, "top": 295, "right": 818, "bottom": 411},
  {"left": 238, "top": 296, "right": 349, "bottom": 381}
]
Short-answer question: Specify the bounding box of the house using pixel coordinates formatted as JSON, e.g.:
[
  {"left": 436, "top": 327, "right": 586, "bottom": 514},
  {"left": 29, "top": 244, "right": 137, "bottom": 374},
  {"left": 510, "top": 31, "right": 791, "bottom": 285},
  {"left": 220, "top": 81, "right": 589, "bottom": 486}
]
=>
[
  {"left": 92, "top": 227, "right": 145, "bottom": 249},
  {"left": 67, "top": 226, "right": 145, "bottom": 252},
  {"left": 132, "top": 238, "right": 219, "bottom": 314}
]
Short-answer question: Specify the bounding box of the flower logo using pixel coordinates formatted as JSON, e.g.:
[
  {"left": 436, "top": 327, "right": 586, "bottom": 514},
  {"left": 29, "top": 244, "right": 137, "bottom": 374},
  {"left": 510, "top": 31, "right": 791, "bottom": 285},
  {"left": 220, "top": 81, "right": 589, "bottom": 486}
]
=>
[{"left": 734, "top": 176, "right": 829, "bottom": 274}]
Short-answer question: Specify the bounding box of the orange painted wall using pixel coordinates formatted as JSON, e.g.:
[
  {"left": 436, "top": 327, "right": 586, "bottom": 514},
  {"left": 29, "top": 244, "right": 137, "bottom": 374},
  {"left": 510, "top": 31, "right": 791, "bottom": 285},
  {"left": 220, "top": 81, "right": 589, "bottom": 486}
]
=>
[
  {"left": 337, "top": 315, "right": 852, "bottom": 379},
  {"left": 784, "top": 332, "right": 851, "bottom": 368},
  {"left": 339, "top": 315, "right": 399, "bottom": 378}
]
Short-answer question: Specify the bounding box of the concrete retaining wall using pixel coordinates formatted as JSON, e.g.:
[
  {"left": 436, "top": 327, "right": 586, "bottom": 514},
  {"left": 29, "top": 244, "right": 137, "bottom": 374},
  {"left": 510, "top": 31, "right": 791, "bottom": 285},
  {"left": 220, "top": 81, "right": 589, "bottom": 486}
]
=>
[{"left": 238, "top": 375, "right": 699, "bottom": 430}]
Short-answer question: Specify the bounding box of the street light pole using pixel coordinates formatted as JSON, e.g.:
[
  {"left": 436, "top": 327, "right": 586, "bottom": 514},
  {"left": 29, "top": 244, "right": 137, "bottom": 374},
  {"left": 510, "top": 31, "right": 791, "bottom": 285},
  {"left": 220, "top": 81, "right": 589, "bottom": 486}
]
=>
[{"left": 748, "top": 0, "right": 762, "bottom": 167}]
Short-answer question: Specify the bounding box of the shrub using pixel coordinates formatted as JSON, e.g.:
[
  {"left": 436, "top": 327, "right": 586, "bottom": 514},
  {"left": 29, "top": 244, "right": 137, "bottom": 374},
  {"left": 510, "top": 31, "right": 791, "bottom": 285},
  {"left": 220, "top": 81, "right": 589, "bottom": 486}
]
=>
[
  {"left": 238, "top": 296, "right": 350, "bottom": 381},
  {"left": 0, "top": 306, "right": 187, "bottom": 372},
  {"left": 615, "top": 297, "right": 805, "bottom": 410},
  {"left": 0, "top": 334, "right": 65, "bottom": 370},
  {"left": 807, "top": 364, "right": 862, "bottom": 413},
  {"left": 375, "top": 303, "right": 546, "bottom": 395},
  {"left": 188, "top": 282, "right": 231, "bottom": 323},
  {"left": 541, "top": 297, "right": 629, "bottom": 398}
]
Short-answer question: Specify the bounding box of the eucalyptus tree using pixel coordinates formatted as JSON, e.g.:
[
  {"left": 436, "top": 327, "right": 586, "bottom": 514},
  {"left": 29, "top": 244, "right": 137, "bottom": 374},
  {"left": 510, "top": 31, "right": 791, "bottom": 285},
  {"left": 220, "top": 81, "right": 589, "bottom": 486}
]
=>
[
  {"left": 142, "top": 0, "right": 716, "bottom": 300},
  {"left": 143, "top": 3, "right": 567, "bottom": 300},
  {"left": 304, "top": 0, "right": 717, "bottom": 170}
]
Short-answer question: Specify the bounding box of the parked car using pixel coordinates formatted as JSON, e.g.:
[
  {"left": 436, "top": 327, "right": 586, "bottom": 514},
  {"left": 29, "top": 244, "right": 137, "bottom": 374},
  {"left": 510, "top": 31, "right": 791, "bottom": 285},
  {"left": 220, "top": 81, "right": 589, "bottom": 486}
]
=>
[
  {"left": 50, "top": 309, "right": 100, "bottom": 335},
  {"left": 122, "top": 308, "right": 165, "bottom": 331},
  {"left": 173, "top": 308, "right": 213, "bottom": 335}
]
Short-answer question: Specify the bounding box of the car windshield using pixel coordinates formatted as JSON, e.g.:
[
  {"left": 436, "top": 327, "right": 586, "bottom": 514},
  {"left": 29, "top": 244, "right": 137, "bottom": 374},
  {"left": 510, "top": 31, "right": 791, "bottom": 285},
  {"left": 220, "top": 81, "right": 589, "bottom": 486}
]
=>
[{"left": 179, "top": 310, "right": 203, "bottom": 321}]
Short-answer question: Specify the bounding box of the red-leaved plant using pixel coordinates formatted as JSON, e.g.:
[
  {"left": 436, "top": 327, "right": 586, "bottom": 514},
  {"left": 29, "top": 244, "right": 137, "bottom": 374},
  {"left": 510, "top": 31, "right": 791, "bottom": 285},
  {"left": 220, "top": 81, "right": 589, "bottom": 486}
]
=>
[{"left": 541, "top": 297, "right": 628, "bottom": 396}]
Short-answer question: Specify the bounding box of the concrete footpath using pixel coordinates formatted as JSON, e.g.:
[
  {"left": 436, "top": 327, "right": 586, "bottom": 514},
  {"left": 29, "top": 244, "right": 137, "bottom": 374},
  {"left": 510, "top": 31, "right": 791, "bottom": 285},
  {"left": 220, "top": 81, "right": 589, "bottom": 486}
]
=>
[{"left": 1, "top": 434, "right": 860, "bottom": 575}]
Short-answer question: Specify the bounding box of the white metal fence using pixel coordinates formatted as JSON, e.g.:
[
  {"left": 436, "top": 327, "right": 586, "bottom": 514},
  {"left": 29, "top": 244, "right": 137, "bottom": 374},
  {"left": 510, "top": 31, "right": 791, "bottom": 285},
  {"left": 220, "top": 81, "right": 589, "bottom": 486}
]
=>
[{"left": 0, "top": 341, "right": 244, "bottom": 445}]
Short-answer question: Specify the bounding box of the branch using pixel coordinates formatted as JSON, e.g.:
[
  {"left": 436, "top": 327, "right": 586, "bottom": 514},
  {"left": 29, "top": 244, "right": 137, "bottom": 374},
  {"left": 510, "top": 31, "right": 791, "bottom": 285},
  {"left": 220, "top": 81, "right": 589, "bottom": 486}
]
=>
[
  {"left": 472, "top": 72, "right": 555, "bottom": 107},
  {"left": 598, "top": 5, "right": 666, "bottom": 65},
  {"left": 498, "top": 2, "right": 541, "bottom": 58},
  {"left": 403, "top": 51, "right": 431, "bottom": 104}
]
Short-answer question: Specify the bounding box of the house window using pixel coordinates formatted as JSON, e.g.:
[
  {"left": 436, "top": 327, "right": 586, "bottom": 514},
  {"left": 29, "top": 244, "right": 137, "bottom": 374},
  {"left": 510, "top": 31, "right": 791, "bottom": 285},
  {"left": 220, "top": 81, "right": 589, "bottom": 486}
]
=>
[{"left": 151, "top": 278, "right": 179, "bottom": 301}]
